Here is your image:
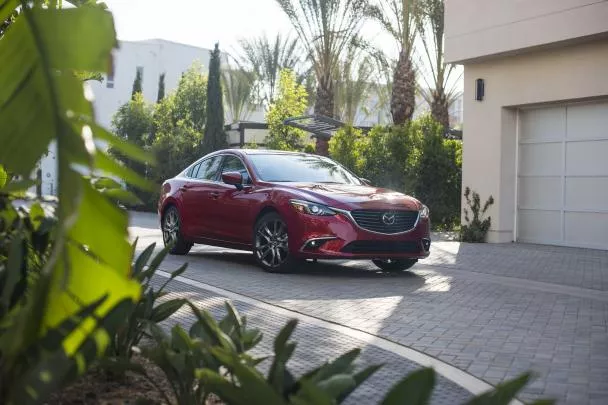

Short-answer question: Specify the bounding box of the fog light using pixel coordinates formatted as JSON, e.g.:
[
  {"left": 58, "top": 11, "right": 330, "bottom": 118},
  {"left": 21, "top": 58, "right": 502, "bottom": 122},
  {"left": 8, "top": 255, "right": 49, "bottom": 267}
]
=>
[
  {"left": 301, "top": 237, "right": 336, "bottom": 251},
  {"left": 421, "top": 238, "right": 431, "bottom": 251}
]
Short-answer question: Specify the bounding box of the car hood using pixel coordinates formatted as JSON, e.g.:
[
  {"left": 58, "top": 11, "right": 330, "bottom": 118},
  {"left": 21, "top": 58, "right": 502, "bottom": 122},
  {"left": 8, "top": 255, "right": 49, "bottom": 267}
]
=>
[{"left": 277, "top": 182, "right": 422, "bottom": 211}]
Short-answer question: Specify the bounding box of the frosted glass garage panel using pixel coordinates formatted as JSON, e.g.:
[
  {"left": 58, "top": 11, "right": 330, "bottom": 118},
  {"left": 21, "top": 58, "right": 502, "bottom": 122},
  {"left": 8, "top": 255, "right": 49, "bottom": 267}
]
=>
[
  {"left": 519, "top": 143, "right": 562, "bottom": 176},
  {"left": 566, "top": 102, "right": 608, "bottom": 141},
  {"left": 518, "top": 177, "right": 561, "bottom": 210},
  {"left": 566, "top": 140, "right": 608, "bottom": 176},
  {"left": 517, "top": 209, "right": 561, "bottom": 243},
  {"left": 565, "top": 212, "right": 608, "bottom": 249},
  {"left": 565, "top": 177, "right": 608, "bottom": 212},
  {"left": 520, "top": 107, "right": 565, "bottom": 142}
]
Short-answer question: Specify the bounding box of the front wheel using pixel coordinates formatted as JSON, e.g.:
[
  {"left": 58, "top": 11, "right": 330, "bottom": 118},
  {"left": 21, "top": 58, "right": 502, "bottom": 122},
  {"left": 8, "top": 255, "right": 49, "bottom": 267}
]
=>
[
  {"left": 253, "top": 212, "right": 298, "bottom": 273},
  {"left": 372, "top": 258, "right": 417, "bottom": 272}
]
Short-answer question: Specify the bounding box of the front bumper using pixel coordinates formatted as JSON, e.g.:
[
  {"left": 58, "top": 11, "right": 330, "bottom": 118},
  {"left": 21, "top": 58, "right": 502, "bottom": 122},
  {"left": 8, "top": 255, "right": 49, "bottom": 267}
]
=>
[{"left": 287, "top": 208, "right": 431, "bottom": 260}]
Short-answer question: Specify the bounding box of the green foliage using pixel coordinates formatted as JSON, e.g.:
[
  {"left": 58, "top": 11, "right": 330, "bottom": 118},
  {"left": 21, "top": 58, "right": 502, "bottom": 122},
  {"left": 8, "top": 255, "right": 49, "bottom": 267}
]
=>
[
  {"left": 202, "top": 43, "right": 228, "bottom": 154},
  {"left": 328, "top": 126, "right": 364, "bottom": 172},
  {"left": 138, "top": 301, "right": 263, "bottom": 405},
  {"left": 132, "top": 67, "right": 143, "bottom": 98},
  {"left": 0, "top": 3, "right": 148, "bottom": 403},
  {"left": 105, "top": 241, "right": 187, "bottom": 364},
  {"left": 110, "top": 93, "right": 154, "bottom": 201},
  {"left": 222, "top": 65, "right": 257, "bottom": 123},
  {"left": 412, "top": 117, "right": 462, "bottom": 228},
  {"left": 266, "top": 69, "right": 309, "bottom": 151},
  {"left": 460, "top": 187, "right": 494, "bottom": 243},
  {"left": 237, "top": 32, "right": 301, "bottom": 106},
  {"left": 157, "top": 72, "right": 165, "bottom": 102},
  {"left": 173, "top": 62, "right": 208, "bottom": 134},
  {"left": 329, "top": 116, "right": 462, "bottom": 228}
]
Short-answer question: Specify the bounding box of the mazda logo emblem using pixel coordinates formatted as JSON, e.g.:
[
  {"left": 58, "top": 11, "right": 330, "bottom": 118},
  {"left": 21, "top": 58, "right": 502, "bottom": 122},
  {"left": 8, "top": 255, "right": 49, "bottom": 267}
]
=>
[{"left": 382, "top": 212, "right": 396, "bottom": 225}]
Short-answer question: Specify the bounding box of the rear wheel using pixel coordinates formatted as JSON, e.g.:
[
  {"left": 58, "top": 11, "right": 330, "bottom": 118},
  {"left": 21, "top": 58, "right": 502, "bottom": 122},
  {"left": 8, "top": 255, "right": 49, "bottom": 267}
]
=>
[
  {"left": 253, "top": 212, "right": 297, "bottom": 273},
  {"left": 372, "top": 258, "right": 417, "bottom": 272},
  {"left": 162, "top": 206, "right": 192, "bottom": 255}
]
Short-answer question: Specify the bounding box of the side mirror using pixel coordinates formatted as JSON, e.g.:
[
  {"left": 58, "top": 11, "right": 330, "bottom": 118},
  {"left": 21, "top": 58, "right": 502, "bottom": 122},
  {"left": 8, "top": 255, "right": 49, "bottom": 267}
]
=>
[
  {"left": 360, "top": 178, "right": 372, "bottom": 186},
  {"left": 222, "top": 171, "right": 244, "bottom": 190}
]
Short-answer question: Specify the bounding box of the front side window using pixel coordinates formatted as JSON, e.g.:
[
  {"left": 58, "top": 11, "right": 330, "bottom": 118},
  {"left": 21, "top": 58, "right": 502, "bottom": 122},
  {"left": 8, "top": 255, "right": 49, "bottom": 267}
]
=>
[
  {"left": 248, "top": 154, "right": 361, "bottom": 185},
  {"left": 195, "top": 156, "right": 222, "bottom": 181},
  {"left": 220, "top": 155, "right": 251, "bottom": 184}
]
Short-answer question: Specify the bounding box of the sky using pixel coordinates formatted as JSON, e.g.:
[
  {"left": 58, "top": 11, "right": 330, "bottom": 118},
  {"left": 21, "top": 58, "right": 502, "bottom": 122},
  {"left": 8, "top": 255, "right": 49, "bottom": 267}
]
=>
[
  {"left": 102, "top": 0, "right": 462, "bottom": 92},
  {"left": 103, "top": 0, "right": 398, "bottom": 58}
]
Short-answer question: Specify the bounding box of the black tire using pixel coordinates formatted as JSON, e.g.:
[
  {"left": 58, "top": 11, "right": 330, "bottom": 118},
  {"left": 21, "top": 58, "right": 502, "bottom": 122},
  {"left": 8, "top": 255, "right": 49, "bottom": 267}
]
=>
[
  {"left": 372, "top": 258, "right": 417, "bottom": 272},
  {"left": 162, "top": 206, "right": 193, "bottom": 255},
  {"left": 253, "top": 212, "right": 298, "bottom": 273}
]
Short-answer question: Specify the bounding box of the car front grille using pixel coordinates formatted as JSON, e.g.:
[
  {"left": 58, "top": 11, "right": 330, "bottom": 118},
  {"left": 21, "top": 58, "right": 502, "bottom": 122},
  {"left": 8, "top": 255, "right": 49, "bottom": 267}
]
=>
[
  {"left": 341, "top": 240, "right": 421, "bottom": 254},
  {"left": 350, "top": 210, "right": 419, "bottom": 234}
]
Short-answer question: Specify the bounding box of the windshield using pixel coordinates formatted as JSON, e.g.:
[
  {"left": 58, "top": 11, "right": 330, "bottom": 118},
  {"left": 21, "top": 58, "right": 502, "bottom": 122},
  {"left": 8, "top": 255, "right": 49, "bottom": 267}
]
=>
[{"left": 249, "top": 154, "right": 362, "bottom": 185}]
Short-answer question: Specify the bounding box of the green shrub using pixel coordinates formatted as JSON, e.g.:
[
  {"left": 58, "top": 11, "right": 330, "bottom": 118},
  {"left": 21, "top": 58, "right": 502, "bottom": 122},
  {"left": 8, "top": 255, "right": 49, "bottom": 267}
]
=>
[
  {"left": 265, "top": 69, "right": 308, "bottom": 151},
  {"left": 104, "top": 242, "right": 187, "bottom": 365},
  {"left": 412, "top": 117, "right": 462, "bottom": 228},
  {"left": 328, "top": 126, "right": 364, "bottom": 173},
  {"left": 134, "top": 301, "right": 263, "bottom": 405},
  {"left": 460, "top": 187, "right": 495, "bottom": 242}
]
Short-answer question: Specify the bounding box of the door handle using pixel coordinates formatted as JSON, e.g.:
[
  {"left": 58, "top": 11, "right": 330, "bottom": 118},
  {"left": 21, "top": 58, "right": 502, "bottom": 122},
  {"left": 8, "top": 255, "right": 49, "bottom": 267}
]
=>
[{"left": 210, "top": 192, "right": 220, "bottom": 199}]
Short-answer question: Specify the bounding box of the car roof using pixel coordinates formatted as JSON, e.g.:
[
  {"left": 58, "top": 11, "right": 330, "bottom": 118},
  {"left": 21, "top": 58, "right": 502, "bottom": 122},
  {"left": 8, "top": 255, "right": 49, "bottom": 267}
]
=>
[{"left": 217, "top": 149, "right": 320, "bottom": 157}]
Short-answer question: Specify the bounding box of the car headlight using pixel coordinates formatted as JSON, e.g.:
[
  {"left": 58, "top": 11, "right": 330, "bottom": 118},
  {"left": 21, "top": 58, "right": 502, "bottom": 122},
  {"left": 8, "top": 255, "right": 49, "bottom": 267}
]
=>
[
  {"left": 419, "top": 204, "right": 430, "bottom": 218},
  {"left": 289, "top": 199, "right": 336, "bottom": 216}
]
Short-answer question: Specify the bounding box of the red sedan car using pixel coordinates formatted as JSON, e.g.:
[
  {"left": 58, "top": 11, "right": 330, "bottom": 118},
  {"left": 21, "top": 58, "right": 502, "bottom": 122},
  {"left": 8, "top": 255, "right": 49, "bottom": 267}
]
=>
[{"left": 158, "top": 149, "right": 431, "bottom": 273}]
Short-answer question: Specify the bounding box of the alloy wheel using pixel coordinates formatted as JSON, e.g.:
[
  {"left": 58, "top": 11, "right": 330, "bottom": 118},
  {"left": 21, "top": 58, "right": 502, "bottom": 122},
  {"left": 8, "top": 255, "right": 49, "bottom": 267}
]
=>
[
  {"left": 255, "top": 219, "right": 289, "bottom": 268},
  {"left": 163, "top": 208, "right": 179, "bottom": 246}
]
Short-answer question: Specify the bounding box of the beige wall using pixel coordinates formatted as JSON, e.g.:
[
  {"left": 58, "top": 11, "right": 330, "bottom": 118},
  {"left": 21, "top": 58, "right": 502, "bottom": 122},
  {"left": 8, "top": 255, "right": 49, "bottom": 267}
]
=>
[
  {"left": 462, "top": 40, "right": 608, "bottom": 242},
  {"left": 445, "top": 0, "right": 608, "bottom": 63}
]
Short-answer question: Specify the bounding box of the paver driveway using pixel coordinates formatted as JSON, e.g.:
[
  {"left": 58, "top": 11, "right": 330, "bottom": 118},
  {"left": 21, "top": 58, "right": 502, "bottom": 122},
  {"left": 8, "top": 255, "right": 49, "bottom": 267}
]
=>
[{"left": 130, "top": 212, "right": 608, "bottom": 404}]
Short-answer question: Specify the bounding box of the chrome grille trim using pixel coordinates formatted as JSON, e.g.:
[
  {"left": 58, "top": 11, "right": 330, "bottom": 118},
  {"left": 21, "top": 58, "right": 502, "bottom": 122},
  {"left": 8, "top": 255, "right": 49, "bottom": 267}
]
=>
[{"left": 331, "top": 207, "right": 420, "bottom": 235}]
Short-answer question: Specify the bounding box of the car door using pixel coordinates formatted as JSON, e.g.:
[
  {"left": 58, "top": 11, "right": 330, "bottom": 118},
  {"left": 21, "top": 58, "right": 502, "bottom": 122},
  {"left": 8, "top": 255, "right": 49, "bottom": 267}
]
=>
[
  {"left": 207, "top": 155, "right": 257, "bottom": 244},
  {"left": 180, "top": 155, "right": 223, "bottom": 238}
]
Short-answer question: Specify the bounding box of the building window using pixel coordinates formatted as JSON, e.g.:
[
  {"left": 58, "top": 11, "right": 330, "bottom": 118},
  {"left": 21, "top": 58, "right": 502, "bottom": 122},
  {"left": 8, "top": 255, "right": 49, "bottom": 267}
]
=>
[{"left": 106, "top": 72, "right": 114, "bottom": 88}]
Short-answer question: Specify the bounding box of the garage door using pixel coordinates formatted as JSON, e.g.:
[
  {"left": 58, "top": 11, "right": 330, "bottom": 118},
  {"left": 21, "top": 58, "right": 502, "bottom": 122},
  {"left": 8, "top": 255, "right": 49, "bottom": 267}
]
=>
[{"left": 517, "top": 101, "right": 608, "bottom": 250}]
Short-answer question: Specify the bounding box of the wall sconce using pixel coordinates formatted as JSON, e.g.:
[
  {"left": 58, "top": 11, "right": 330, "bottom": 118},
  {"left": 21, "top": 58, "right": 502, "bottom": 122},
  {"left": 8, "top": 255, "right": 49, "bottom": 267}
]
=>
[{"left": 475, "top": 78, "right": 485, "bottom": 101}]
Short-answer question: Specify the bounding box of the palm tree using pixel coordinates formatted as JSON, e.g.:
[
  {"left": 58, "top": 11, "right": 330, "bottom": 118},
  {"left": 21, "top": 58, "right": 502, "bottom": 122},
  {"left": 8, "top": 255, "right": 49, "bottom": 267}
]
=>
[
  {"left": 334, "top": 42, "right": 374, "bottom": 125},
  {"left": 367, "top": 0, "right": 420, "bottom": 125},
  {"left": 276, "top": 0, "right": 366, "bottom": 155},
  {"left": 238, "top": 33, "right": 300, "bottom": 107},
  {"left": 222, "top": 61, "right": 257, "bottom": 123},
  {"left": 416, "top": 0, "right": 461, "bottom": 130}
]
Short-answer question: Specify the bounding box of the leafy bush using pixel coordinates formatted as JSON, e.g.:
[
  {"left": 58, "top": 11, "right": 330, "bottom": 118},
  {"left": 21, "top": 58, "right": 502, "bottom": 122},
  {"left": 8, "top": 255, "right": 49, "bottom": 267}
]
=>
[
  {"left": 266, "top": 69, "right": 309, "bottom": 151},
  {"left": 105, "top": 242, "right": 187, "bottom": 364},
  {"left": 460, "top": 187, "right": 495, "bottom": 242},
  {"left": 328, "top": 126, "right": 364, "bottom": 172},
  {"left": 0, "top": 2, "right": 148, "bottom": 403},
  {"left": 412, "top": 117, "right": 462, "bottom": 228},
  {"left": 136, "top": 301, "right": 263, "bottom": 405}
]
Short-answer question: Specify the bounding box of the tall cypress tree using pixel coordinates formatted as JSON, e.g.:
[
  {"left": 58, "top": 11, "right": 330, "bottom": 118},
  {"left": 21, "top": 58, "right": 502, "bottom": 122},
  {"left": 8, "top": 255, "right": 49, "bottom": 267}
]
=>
[
  {"left": 202, "top": 43, "right": 227, "bottom": 154},
  {"left": 132, "top": 68, "right": 143, "bottom": 99},
  {"left": 157, "top": 73, "right": 165, "bottom": 103}
]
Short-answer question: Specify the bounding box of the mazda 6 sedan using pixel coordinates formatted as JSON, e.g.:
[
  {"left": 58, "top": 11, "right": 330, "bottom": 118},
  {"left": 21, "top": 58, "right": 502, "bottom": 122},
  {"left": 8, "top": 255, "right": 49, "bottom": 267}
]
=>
[{"left": 158, "top": 149, "right": 431, "bottom": 273}]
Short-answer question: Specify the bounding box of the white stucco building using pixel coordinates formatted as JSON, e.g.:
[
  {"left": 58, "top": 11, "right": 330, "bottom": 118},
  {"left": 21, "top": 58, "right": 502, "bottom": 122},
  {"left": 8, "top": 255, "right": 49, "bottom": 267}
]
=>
[{"left": 446, "top": 0, "right": 608, "bottom": 249}]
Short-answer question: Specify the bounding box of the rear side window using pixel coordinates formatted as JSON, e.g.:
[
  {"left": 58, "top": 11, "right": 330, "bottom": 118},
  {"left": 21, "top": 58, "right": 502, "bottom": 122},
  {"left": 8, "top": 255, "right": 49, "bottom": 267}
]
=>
[
  {"left": 195, "top": 156, "right": 222, "bottom": 181},
  {"left": 187, "top": 162, "right": 201, "bottom": 178}
]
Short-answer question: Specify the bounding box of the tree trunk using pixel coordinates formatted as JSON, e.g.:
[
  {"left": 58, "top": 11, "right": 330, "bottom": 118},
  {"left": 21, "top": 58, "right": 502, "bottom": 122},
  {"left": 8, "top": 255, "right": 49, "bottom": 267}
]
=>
[
  {"left": 430, "top": 88, "right": 450, "bottom": 131},
  {"left": 391, "top": 49, "right": 416, "bottom": 126},
  {"left": 314, "top": 74, "right": 334, "bottom": 156}
]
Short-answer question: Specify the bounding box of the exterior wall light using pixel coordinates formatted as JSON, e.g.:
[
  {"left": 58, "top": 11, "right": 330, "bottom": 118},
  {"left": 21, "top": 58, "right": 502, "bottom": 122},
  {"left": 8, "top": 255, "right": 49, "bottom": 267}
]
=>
[{"left": 475, "top": 78, "right": 485, "bottom": 101}]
